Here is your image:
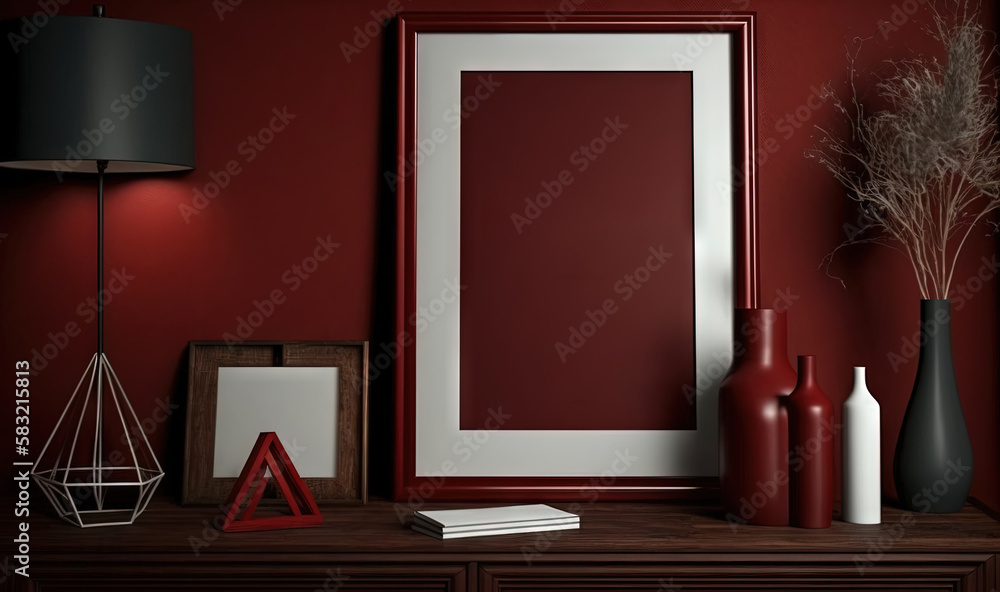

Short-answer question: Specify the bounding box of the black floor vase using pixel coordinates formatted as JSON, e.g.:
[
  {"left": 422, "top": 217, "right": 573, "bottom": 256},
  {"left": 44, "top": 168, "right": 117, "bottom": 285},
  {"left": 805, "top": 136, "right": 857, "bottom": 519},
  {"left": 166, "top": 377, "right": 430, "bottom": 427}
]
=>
[{"left": 894, "top": 299, "right": 973, "bottom": 513}]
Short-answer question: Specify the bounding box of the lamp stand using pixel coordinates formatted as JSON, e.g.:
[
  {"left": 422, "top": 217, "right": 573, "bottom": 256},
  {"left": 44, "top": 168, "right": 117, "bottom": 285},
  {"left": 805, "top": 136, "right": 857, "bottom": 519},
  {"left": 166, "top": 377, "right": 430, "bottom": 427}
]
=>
[
  {"left": 30, "top": 161, "right": 165, "bottom": 528},
  {"left": 98, "top": 158, "right": 105, "bottom": 359}
]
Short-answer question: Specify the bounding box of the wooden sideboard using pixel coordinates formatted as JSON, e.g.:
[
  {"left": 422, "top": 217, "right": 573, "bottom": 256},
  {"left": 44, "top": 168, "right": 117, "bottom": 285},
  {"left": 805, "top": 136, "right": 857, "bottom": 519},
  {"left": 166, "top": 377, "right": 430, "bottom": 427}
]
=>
[{"left": 5, "top": 497, "right": 1000, "bottom": 591}]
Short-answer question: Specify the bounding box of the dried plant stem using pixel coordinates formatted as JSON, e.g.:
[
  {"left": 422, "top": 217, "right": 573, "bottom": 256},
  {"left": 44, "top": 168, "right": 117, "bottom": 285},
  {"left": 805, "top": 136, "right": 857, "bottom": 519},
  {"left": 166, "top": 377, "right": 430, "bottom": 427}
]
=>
[{"left": 809, "top": 3, "right": 1000, "bottom": 299}]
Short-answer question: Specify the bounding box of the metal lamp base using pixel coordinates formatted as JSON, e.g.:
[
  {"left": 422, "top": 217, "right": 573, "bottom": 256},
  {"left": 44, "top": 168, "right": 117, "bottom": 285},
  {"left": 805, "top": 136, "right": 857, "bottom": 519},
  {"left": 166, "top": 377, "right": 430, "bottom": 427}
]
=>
[{"left": 31, "top": 353, "right": 164, "bottom": 528}]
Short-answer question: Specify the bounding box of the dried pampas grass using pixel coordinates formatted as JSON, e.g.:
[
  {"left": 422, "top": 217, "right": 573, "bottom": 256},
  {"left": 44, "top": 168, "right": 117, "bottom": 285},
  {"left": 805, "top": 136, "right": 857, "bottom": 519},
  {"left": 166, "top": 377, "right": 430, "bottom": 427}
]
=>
[{"left": 809, "top": 2, "right": 1000, "bottom": 299}]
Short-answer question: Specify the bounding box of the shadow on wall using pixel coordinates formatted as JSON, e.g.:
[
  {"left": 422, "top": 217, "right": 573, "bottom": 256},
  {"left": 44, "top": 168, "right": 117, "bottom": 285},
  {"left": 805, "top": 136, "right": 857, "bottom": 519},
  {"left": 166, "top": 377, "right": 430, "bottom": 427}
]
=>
[{"left": 367, "top": 18, "right": 400, "bottom": 500}]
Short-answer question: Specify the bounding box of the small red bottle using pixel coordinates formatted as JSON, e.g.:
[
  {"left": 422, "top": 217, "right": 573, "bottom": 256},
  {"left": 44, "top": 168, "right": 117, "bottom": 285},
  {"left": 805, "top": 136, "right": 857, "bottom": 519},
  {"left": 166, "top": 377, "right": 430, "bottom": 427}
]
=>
[{"left": 785, "top": 355, "right": 834, "bottom": 528}]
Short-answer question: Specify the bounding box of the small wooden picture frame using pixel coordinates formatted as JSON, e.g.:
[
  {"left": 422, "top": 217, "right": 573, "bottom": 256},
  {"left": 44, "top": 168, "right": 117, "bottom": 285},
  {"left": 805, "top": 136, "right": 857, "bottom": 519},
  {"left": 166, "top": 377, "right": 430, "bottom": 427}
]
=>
[{"left": 182, "top": 341, "right": 368, "bottom": 505}]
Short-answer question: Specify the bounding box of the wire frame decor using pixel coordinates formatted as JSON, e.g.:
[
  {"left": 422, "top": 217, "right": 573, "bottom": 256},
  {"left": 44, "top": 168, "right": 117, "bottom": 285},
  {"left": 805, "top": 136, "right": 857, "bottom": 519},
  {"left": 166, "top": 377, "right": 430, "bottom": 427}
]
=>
[{"left": 31, "top": 353, "right": 164, "bottom": 528}]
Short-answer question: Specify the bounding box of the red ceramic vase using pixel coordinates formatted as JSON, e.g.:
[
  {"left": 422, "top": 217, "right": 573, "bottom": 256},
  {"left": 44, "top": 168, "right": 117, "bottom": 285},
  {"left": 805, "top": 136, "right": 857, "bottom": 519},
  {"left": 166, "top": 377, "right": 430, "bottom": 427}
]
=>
[
  {"left": 786, "top": 355, "right": 834, "bottom": 529},
  {"left": 718, "top": 309, "right": 797, "bottom": 526}
]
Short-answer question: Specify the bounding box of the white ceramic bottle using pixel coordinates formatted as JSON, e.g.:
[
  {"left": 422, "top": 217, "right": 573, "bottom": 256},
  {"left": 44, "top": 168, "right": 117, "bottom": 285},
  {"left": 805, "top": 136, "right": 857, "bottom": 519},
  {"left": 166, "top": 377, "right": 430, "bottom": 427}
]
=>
[{"left": 842, "top": 366, "right": 881, "bottom": 524}]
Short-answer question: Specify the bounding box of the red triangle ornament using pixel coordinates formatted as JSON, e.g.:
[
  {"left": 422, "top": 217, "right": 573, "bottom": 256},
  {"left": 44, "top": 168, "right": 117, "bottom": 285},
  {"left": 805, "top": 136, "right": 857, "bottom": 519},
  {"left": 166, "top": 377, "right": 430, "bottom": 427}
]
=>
[{"left": 221, "top": 432, "right": 322, "bottom": 532}]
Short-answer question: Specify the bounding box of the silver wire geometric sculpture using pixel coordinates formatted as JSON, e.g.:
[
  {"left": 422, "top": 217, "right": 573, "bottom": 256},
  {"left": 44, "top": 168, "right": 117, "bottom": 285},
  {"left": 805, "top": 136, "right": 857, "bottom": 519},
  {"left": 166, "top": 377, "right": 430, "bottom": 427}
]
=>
[{"left": 32, "top": 353, "right": 164, "bottom": 528}]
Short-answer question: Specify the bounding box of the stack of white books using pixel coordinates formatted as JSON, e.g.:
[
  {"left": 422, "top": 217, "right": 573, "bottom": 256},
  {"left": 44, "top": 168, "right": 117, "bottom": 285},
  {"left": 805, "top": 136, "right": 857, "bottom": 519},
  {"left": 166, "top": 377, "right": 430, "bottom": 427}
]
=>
[{"left": 412, "top": 504, "right": 580, "bottom": 540}]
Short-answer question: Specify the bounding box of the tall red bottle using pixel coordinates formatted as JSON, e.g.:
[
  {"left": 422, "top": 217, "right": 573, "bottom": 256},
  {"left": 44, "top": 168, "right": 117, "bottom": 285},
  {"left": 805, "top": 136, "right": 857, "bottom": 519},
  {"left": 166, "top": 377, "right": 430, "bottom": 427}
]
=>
[
  {"left": 718, "top": 309, "right": 797, "bottom": 526},
  {"left": 786, "top": 355, "right": 834, "bottom": 529}
]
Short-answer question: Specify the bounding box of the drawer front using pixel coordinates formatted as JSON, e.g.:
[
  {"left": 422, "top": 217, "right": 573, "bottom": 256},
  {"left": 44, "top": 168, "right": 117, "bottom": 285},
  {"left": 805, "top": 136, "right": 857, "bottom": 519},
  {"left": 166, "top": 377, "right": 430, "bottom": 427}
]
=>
[
  {"left": 10, "top": 563, "right": 467, "bottom": 592},
  {"left": 479, "top": 555, "right": 996, "bottom": 592}
]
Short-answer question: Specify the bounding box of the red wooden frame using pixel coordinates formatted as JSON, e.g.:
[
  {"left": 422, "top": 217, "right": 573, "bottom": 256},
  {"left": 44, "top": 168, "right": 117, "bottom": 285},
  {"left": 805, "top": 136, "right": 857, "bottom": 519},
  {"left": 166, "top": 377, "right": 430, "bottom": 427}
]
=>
[
  {"left": 221, "top": 432, "right": 322, "bottom": 532},
  {"left": 395, "top": 12, "right": 760, "bottom": 501}
]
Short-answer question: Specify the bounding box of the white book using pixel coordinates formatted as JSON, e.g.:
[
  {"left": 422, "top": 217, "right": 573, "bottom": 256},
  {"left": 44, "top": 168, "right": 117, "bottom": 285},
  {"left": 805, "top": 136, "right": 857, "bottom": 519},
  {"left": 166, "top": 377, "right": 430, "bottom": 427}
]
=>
[
  {"left": 414, "top": 504, "right": 578, "bottom": 529},
  {"left": 412, "top": 513, "right": 578, "bottom": 534},
  {"left": 412, "top": 520, "right": 580, "bottom": 540},
  {"left": 411, "top": 504, "right": 580, "bottom": 540}
]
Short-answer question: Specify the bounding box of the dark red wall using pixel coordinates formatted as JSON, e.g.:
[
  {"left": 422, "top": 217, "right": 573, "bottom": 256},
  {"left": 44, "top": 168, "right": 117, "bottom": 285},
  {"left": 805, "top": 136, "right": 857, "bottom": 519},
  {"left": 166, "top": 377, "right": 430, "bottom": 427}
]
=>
[{"left": 1, "top": 0, "right": 996, "bottom": 511}]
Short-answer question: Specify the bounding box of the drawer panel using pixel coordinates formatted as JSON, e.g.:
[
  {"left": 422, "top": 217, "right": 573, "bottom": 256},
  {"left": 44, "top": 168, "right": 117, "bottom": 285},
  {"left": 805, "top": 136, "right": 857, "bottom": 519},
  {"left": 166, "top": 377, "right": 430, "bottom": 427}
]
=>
[
  {"left": 479, "top": 555, "right": 995, "bottom": 592},
  {"left": 13, "top": 563, "right": 467, "bottom": 592}
]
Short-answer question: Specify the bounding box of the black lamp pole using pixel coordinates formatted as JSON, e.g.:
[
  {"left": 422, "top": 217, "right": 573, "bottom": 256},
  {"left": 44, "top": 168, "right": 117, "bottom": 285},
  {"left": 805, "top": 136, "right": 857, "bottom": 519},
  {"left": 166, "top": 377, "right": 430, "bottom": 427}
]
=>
[
  {"left": 97, "top": 159, "right": 107, "bottom": 361},
  {"left": 95, "top": 4, "right": 105, "bottom": 363}
]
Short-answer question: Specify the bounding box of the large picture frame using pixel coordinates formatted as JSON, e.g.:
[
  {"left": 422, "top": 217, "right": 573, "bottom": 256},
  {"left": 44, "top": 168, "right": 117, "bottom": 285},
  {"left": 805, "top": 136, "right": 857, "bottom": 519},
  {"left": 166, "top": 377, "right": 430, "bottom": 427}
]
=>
[
  {"left": 183, "top": 341, "right": 369, "bottom": 505},
  {"left": 395, "top": 13, "right": 759, "bottom": 501}
]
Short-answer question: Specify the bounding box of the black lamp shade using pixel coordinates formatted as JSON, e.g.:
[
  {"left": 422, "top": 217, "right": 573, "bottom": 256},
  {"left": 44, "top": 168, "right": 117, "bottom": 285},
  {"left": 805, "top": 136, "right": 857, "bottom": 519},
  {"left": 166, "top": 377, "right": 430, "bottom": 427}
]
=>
[{"left": 0, "top": 14, "right": 194, "bottom": 173}]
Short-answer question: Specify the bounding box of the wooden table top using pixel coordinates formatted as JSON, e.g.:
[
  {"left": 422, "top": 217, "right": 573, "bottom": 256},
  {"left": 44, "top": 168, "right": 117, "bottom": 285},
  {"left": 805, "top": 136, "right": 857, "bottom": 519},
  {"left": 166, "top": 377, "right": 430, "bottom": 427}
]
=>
[{"left": 22, "top": 497, "right": 1000, "bottom": 559}]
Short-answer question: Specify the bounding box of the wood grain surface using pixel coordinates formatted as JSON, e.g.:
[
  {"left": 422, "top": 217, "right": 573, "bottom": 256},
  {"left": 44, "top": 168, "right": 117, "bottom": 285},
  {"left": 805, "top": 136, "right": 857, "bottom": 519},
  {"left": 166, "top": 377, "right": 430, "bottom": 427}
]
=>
[
  {"left": 24, "top": 497, "right": 1000, "bottom": 556},
  {"left": 8, "top": 498, "right": 999, "bottom": 591}
]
